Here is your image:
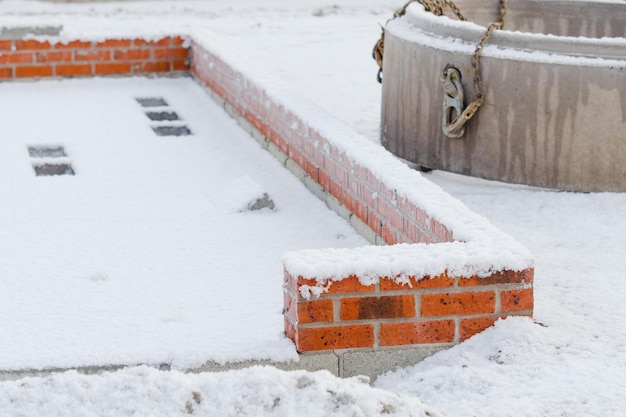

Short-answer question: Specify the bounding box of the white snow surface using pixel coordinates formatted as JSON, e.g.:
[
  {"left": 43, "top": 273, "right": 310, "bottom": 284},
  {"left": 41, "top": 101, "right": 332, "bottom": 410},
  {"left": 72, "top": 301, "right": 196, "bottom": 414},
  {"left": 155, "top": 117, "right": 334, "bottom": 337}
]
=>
[
  {"left": 0, "top": 1, "right": 625, "bottom": 417},
  {"left": 0, "top": 77, "right": 368, "bottom": 371},
  {"left": 391, "top": 5, "right": 626, "bottom": 68},
  {"left": 0, "top": 366, "right": 440, "bottom": 417},
  {"left": 285, "top": 240, "right": 532, "bottom": 299}
]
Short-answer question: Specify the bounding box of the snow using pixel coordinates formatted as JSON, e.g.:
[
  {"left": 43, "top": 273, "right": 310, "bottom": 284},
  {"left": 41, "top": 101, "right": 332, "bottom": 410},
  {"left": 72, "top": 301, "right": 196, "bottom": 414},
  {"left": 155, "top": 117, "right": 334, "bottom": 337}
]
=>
[
  {"left": 0, "top": 1, "right": 624, "bottom": 417},
  {"left": 0, "top": 77, "right": 367, "bottom": 371},
  {"left": 0, "top": 366, "right": 440, "bottom": 417},
  {"left": 284, "top": 240, "right": 532, "bottom": 299},
  {"left": 393, "top": 3, "right": 626, "bottom": 67}
]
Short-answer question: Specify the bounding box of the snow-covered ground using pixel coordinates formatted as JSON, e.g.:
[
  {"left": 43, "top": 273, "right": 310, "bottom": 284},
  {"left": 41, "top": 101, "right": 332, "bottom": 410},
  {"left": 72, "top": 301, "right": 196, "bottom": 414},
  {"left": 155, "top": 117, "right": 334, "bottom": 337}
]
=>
[
  {"left": 0, "top": 1, "right": 625, "bottom": 416},
  {"left": 0, "top": 77, "right": 367, "bottom": 371}
]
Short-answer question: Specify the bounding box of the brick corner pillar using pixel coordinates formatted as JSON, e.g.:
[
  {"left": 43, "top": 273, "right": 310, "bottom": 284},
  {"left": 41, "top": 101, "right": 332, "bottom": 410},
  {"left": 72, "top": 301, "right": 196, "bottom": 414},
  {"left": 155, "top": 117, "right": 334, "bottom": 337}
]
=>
[{"left": 283, "top": 265, "right": 534, "bottom": 354}]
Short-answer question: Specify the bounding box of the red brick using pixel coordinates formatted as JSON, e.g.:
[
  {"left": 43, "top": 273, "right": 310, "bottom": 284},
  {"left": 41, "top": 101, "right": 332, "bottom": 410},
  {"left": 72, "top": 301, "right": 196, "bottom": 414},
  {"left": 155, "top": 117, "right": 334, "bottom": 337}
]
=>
[
  {"left": 414, "top": 274, "right": 456, "bottom": 289},
  {"left": 380, "top": 274, "right": 455, "bottom": 291},
  {"left": 284, "top": 315, "right": 297, "bottom": 342},
  {"left": 359, "top": 184, "right": 377, "bottom": 208},
  {"left": 333, "top": 164, "right": 348, "bottom": 186},
  {"left": 95, "top": 39, "right": 131, "bottom": 48},
  {"left": 15, "top": 66, "right": 53, "bottom": 78},
  {"left": 380, "top": 320, "right": 455, "bottom": 346},
  {"left": 153, "top": 47, "right": 189, "bottom": 60},
  {"left": 0, "top": 53, "right": 33, "bottom": 64},
  {"left": 55, "top": 40, "right": 91, "bottom": 49},
  {"left": 36, "top": 51, "right": 72, "bottom": 63},
  {"left": 302, "top": 139, "right": 314, "bottom": 159},
  {"left": 500, "top": 288, "right": 534, "bottom": 312},
  {"left": 295, "top": 325, "right": 374, "bottom": 351},
  {"left": 390, "top": 210, "right": 405, "bottom": 233},
  {"left": 288, "top": 146, "right": 307, "bottom": 171},
  {"left": 329, "top": 179, "right": 342, "bottom": 202},
  {"left": 275, "top": 131, "right": 289, "bottom": 154},
  {"left": 339, "top": 189, "right": 356, "bottom": 213},
  {"left": 283, "top": 291, "right": 297, "bottom": 321},
  {"left": 340, "top": 295, "right": 415, "bottom": 321},
  {"left": 172, "top": 36, "right": 186, "bottom": 46},
  {"left": 172, "top": 60, "right": 190, "bottom": 71},
  {"left": 295, "top": 277, "right": 318, "bottom": 292},
  {"left": 382, "top": 224, "right": 399, "bottom": 245},
  {"left": 95, "top": 62, "right": 131, "bottom": 75},
  {"left": 460, "top": 316, "right": 500, "bottom": 341},
  {"left": 313, "top": 145, "right": 326, "bottom": 167},
  {"left": 318, "top": 169, "right": 330, "bottom": 191},
  {"left": 459, "top": 268, "right": 534, "bottom": 287},
  {"left": 133, "top": 38, "right": 171, "bottom": 47},
  {"left": 56, "top": 64, "right": 92, "bottom": 77},
  {"left": 428, "top": 219, "right": 453, "bottom": 243},
  {"left": 298, "top": 299, "right": 334, "bottom": 324},
  {"left": 348, "top": 175, "right": 360, "bottom": 196},
  {"left": 378, "top": 184, "right": 395, "bottom": 201},
  {"left": 421, "top": 291, "right": 496, "bottom": 317},
  {"left": 324, "top": 275, "right": 374, "bottom": 295},
  {"left": 15, "top": 40, "right": 51, "bottom": 50},
  {"left": 339, "top": 153, "right": 354, "bottom": 171},
  {"left": 376, "top": 197, "right": 393, "bottom": 220},
  {"left": 114, "top": 49, "right": 150, "bottom": 61},
  {"left": 367, "top": 212, "right": 382, "bottom": 235},
  {"left": 283, "top": 270, "right": 297, "bottom": 289},
  {"left": 306, "top": 162, "right": 319, "bottom": 181},
  {"left": 0, "top": 40, "right": 12, "bottom": 51},
  {"left": 354, "top": 200, "right": 368, "bottom": 223},
  {"left": 133, "top": 61, "right": 170, "bottom": 73},
  {"left": 404, "top": 222, "right": 424, "bottom": 243},
  {"left": 0, "top": 67, "right": 12, "bottom": 78},
  {"left": 75, "top": 50, "right": 111, "bottom": 62}
]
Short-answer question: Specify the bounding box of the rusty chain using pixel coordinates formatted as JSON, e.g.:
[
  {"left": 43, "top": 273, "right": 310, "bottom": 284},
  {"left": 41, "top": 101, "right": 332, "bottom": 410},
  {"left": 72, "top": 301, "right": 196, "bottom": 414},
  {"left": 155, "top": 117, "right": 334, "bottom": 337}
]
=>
[{"left": 373, "top": 0, "right": 508, "bottom": 133}]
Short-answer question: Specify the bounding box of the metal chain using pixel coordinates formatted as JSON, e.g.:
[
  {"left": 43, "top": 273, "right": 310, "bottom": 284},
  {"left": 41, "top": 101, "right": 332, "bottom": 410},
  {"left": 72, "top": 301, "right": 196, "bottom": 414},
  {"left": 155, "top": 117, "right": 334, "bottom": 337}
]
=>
[{"left": 373, "top": 0, "right": 508, "bottom": 131}]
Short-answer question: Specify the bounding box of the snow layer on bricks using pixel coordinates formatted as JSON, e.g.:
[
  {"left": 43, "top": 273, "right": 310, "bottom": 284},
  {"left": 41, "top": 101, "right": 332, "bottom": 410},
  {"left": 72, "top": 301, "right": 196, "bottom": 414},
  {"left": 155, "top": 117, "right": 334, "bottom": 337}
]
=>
[{"left": 189, "top": 35, "right": 534, "bottom": 357}]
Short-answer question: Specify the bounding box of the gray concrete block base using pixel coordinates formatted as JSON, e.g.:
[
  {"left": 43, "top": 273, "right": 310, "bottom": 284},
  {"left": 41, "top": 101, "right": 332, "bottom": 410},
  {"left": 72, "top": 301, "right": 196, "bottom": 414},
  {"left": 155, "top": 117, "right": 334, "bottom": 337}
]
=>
[
  {"left": 0, "top": 345, "right": 443, "bottom": 383},
  {"left": 190, "top": 346, "right": 445, "bottom": 382}
]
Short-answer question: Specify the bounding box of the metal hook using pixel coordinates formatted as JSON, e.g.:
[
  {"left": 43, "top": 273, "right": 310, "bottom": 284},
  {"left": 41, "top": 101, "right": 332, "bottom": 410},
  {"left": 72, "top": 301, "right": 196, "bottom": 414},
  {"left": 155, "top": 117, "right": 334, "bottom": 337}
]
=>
[{"left": 440, "top": 65, "right": 466, "bottom": 138}]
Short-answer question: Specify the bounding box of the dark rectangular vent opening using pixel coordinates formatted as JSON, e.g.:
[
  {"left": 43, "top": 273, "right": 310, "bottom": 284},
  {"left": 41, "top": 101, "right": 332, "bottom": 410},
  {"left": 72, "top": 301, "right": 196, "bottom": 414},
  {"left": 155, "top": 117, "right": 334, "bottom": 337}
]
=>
[
  {"left": 145, "top": 111, "right": 180, "bottom": 121},
  {"left": 136, "top": 97, "right": 168, "bottom": 107},
  {"left": 33, "top": 163, "right": 75, "bottom": 176},
  {"left": 28, "top": 146, "right": 66, "bottom": 158},
  {"left": 152, "top": 126, "right": 191, "bottom": 136}
]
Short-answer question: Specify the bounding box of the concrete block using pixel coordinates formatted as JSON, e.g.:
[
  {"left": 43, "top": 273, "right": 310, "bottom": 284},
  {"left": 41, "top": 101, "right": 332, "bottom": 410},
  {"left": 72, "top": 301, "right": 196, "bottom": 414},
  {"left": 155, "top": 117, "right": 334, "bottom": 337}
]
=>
[
  {"left": 0, "top": 26, "right": 62, "bottom": 39},
  {"left": 251, "top": 127, "right": 268, "bottom": 148},
  {"left": 0, "top": 364, "right": 127, "bottom": 382},
  {"left": 266, "top": 142, "right": 288, "bottom": 166},
  {"left": 236, "top": 114, "right": 253, "bottom": 135},
  {"left": 341, "top": 346, "right": 446, "bottom": 381},
  {"left": 303, "top": 175, "right": 327, "bottom": 202},
  {"left": 285, "top": 159, "right": 306, "bottom": 182},
  {"left": 273, "top": 353, "right": 339, "bottom": 375},
  {"left": 348, "top": 214, "right": 377, "bottom": 245},
  {"left": 190, "top": 353, "right": 339, "bottom": 377},
  {"left": 325, "top": 195, "right": 351, "bottom": 224},
  {"left": 374, "top": 235, "right": 387, "bottom": 246}
]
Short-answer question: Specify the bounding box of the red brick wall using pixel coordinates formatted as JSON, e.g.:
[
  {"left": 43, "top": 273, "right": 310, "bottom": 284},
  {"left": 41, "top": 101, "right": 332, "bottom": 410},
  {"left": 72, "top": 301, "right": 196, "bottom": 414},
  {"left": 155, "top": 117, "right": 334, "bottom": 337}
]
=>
[
  {"left": 191, "top": 40, "right": 453, "bottom": 246},
  {"left": 0, "top": 36, "right": 189, "bottom": 79},
  {"left": 190, "top": 39, "right": 534, "bottom": 354},
  {"left": 284, "top": 270, "right": 533, "bottom": 352}
]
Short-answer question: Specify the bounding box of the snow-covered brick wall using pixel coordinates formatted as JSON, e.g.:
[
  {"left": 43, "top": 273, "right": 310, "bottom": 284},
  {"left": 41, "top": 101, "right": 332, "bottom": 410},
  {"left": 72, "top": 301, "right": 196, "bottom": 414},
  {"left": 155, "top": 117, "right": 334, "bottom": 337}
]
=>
[
  {"left": 284, "top": 266, "right": 533, "bottom": 352},
  {"left": 189, "top": 38, "right": 535, "bottom": 354},
  {"left": 0, "top": 36, "right": 189, "bottom": 79},
  {"left": 1, "top": 30, "right": 534, "bottom": 356}
]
